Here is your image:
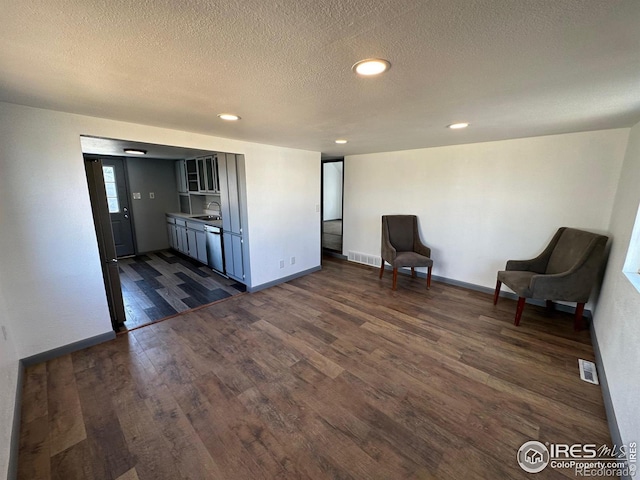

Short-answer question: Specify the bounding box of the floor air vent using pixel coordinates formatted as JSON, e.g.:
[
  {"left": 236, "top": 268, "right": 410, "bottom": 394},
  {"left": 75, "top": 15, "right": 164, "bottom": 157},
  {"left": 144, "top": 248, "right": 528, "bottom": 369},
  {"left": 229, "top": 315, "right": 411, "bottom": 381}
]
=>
[
  {"left": 578, "top": 359, "right": 599, "bottom": 385},
  {"left": 348, "top": 251, "right": 381, "bottom": 267}
]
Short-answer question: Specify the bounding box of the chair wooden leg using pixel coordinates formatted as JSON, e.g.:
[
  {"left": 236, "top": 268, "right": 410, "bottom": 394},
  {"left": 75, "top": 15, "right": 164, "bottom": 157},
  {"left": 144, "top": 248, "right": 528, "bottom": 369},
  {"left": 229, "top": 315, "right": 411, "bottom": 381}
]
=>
[
  {"left": 546, "top": 300, "right": 554, "bottom": 311},
  {"left": 379, "top": 261, "right": 385, "bottom": 279},
  {"left": 392, "top": 268, "right": 398, "bottom": 290},
  {"left": 427, "top": 265, "right": 432, "bottom": 289},
  {"left": 411, "top": 267, "right": 416, "bottom": 278},
  {"left": 514, "top": 297, "right": 526, "bottom": 326},
  {"left": 574, "top": 303, "right": 585, "bottom": 331},
  {"left": 493, "top": 280, "right": 502, "bottom": 305}
]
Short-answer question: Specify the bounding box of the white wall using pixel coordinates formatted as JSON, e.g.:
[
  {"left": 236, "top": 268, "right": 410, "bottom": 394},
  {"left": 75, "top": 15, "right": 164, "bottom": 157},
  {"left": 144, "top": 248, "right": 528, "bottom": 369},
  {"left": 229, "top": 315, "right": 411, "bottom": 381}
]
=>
[
  {"left": 243, "top": 144, "right": 321, "bottom": 287},
  {"left": 0, "top": 104, "right": 113, "bottom": 358},
  {"left": 344, "top": 129, "right": 629, "bottom": 294},
  {"left": 323, "top": 161, "right": 343, "bottom": 221},
  {"left": 0, "top": 101, "right": 321, "bottom": 474},
  {"left": 0, "top": 102, "right": 321, "bottom": 360},
  {"left": 592, "top": 120, "right": 640, "bottom": 449}
]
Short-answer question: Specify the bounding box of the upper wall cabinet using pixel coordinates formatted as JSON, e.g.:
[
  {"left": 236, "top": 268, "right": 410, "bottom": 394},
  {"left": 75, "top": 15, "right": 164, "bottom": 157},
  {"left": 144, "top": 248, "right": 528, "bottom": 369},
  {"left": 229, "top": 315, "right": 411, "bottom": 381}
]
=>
[
  {"left": 186, "top": 158, "right": 199, "bottom": 192},
  {"left": 182, "top": 155, "right": 220, "bottom": 194},
  {"left": 175, "top": 160, "right": 188, "bottom": 194}
]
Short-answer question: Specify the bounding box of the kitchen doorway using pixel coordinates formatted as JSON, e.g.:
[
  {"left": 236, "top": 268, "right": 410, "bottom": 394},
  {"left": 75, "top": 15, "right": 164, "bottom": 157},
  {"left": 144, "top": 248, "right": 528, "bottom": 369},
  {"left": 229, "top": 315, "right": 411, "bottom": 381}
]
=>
[
  {"left": 321, "top": 159, "right": 344, "bottom": 253},
  {"left": 81, "top": 136, "right": 246, "bottom": 332}
]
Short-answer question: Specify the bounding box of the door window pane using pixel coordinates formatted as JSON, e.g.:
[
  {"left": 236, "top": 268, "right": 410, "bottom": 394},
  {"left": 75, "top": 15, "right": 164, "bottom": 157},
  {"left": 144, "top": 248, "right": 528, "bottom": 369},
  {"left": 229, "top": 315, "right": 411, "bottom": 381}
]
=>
[{"left": 102, "top": 166, "right": 120, "bottom": 213}]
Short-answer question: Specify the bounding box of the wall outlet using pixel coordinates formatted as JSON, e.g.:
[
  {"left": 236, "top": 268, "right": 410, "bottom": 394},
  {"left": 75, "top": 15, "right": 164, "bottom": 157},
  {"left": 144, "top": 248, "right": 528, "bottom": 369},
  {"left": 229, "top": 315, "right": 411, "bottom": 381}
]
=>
[
  {"left": 1, "top": 325, "right": 7, "bottom": 341},
  {"left": 279, "top": 260, "right": 285, "bottom": 269},
  {"left": 290, "top": 256, "right": 295, "bottom": 265},
  {"left": 149, "top": 192, "right": 155, "bottom": 199}
]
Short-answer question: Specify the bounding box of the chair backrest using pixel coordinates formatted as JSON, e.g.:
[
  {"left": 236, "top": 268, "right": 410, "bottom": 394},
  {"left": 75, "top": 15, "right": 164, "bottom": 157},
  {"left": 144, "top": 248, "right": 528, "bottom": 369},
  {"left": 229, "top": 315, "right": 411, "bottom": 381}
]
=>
[
  {"left": 383, "top": 215, "right": 416, "bottom": 251},
  {"left": 546, "top": 228, "right": 607, "bottom": 274}
]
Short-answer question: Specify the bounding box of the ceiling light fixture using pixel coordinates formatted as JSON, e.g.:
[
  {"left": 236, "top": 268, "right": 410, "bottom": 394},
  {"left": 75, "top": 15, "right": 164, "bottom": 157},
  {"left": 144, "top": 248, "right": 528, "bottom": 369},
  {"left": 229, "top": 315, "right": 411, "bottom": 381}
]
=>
[
  {"left": 123, "top": 149, "right": 147, "bottom": 155},
  {"left": 448, "top": 123, "right": 469, "bottom": 129},
  {"left": 352, "top": 58, "right": 391, "bottom": 76},
  {"left": 335, "top": 139, "right": 348, "bottom": 144},
  {"left": 218, "top": 113, "right": 241, "bottom": 121}
]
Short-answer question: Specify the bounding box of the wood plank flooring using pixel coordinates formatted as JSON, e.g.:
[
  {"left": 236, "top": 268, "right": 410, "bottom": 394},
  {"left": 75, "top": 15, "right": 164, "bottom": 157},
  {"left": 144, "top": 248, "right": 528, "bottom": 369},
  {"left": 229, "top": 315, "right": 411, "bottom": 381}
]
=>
[
  {"left": 322, "top": 220, "right": 342, "bottom": 252},
  {"left": 18, "top": 256, "right": 611, "bottom": 479},
  {"left": 118, "top": 250, "right": 245, "bottom": 329}
]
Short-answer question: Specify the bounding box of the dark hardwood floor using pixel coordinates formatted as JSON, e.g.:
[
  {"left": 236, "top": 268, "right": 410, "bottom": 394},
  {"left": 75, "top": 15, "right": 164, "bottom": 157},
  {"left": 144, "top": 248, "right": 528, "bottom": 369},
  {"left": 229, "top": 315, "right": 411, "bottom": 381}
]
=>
[
  {"left": 118, "top": 250, "right": 245, "bottom": 330},
  {"left": 18, "top": 257, "right": 611, "bottom": 479}
]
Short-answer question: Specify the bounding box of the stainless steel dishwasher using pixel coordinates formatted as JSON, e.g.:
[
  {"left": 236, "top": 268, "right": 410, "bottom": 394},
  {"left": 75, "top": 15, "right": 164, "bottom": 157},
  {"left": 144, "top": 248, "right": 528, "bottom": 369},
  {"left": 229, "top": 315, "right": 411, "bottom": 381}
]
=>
[{"left": 204, "top": 225, "right": 225, "bottom": 275}]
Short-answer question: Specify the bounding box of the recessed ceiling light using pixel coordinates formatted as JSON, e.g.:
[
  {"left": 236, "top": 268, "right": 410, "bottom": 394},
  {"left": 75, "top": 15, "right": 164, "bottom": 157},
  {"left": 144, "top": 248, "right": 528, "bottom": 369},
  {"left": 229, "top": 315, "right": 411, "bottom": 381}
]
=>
[
  {"left": 448, "top": 123, "right": 469, "bottom": 129},
  {"left": 123, "top": 149, "right": 147, "bottom": 155},
  {"left": 352, "top": 58, "right": 391, "bottom": 76},
  {"left": 218, "top": 113, "right": 241, "bottom": 121},
  {"left": 335, "top": 139, "right": 348, "bottom": 144}
]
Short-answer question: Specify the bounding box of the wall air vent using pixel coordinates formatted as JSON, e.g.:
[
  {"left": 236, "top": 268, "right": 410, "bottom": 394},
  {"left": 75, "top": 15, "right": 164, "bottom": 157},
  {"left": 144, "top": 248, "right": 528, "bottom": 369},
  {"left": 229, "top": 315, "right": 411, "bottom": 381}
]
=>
[
  {"left": 578, "top": 359, "right": 599, "bottom": 385},
  {"left": 348, "top": 251, "right": 381, "bottom": 267}
]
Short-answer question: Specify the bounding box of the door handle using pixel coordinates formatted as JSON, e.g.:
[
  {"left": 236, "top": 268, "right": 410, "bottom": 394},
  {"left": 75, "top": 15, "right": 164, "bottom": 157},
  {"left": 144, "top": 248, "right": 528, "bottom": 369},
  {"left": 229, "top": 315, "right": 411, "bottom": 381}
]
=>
[
  {"left": 124, "top": 214, "right": 129, "bottom": 219},
  {"left": 106, "top": 258, "right": 118, "bottom": 264}
]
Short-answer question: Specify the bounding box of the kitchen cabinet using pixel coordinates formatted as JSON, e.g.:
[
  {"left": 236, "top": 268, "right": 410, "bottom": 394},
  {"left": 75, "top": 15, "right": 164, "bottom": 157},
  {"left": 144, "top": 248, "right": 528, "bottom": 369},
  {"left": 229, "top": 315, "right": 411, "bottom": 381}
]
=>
[
  {"left": 219, "top": 153, "right": 246, "bottom": 282},
  {"left": 175, "top": 160, "right": 188, "bottom": 194},
  {"left": 205, "top": 155, "right": 219, "bottom": 193},
  {"left": 175, "top": 219, "right": 188, "bottom": 254},
  {"left": 169, "top": 151, "right": 248, "bottom": 285},
  {"left": 166, "top": 215, "right": 209, "bottom": 265},
  {"left": 223, "top": 231, "right": 244, "bottom": 281},
  {"left": 187, "top": 221, "right": 208, "bottom": 264},
  {"left": 196, "top": 155, "right": 220, "bottom": 194},
  {"left": 219, "top": 153, "right": 242, "bottom": 235},
  {"left": 166, "top": 216, "right": 178, "bottom": 249},
  {"left": 186, "top": 159, "right": 199, "bottom": 192}
]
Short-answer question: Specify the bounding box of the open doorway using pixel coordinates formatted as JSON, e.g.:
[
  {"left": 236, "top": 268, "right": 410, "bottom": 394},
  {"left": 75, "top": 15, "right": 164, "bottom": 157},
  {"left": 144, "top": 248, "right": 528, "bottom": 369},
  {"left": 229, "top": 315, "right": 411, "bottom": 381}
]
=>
[
  {"left": 82, "top": 136, "right": 246, "bottom": 332},
  {"left": 321, "top": 158, "right": 344, "bottom": 253}
]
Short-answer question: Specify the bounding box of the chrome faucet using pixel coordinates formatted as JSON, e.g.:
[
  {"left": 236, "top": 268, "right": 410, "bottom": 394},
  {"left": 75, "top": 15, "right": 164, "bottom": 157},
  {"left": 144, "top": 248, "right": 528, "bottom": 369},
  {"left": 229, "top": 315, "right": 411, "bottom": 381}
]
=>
[{"left": 206, "top": 201, "right": 221, "bottom": 211}]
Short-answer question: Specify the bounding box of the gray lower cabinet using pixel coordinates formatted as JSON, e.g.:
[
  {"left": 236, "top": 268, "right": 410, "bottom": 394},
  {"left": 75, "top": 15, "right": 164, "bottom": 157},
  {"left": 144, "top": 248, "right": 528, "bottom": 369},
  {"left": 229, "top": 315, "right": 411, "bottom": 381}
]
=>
[
  {"left": 187, "top": 221, "right": 208, "bottom": 264},
  {"left": 176, "top": 221, "right": 188, "bottom": 254},
  {"left": 166, "top": 216, "right": 208, "bottom": 266},
  {"left": 166, "top": 217, "right": 178, "bottom": 249},
  {"left": 223, "top": 232, "right": 244, "bottom": 281}
]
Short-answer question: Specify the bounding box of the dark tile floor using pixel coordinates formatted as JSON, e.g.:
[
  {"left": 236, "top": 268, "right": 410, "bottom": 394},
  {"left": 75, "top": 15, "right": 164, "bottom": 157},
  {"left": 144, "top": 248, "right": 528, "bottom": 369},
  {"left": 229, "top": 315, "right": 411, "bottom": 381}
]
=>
[{"left": 118, "top": 250, "right": 245, "bottom": 329}]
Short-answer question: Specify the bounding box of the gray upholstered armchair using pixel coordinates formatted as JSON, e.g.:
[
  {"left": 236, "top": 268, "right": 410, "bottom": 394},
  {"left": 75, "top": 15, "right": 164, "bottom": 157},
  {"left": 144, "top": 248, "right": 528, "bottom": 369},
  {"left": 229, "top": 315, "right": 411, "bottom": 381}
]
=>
[
  {"left": 493, "top": 227, "right": 608, "bottom": 330},
  {"left": 380, "top": 215, "right": 433, "bottom": 290}
]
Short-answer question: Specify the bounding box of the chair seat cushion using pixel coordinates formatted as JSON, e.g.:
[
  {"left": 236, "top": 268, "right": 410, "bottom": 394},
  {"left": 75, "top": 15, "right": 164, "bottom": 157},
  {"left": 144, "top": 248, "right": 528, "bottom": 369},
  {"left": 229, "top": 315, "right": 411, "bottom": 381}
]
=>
[
  {"left": 497, "top": 270, "right": 535, "bottom": 297},
  {"left": 392, "top": 251, "right": 433, "bottom": 268}
]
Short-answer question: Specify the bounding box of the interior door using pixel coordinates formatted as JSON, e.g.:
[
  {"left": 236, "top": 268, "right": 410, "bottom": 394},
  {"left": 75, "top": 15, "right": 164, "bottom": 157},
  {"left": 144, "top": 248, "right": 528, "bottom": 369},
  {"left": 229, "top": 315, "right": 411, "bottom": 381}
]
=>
[
  {"left": 101, "top": 157, "right": 136, "bottom": 257},
  {"left": 321, "top": 159, "right": 344, "bottom": 253},
  {"left": 84, "top": 157, "right": 127, "bottom": 330}
]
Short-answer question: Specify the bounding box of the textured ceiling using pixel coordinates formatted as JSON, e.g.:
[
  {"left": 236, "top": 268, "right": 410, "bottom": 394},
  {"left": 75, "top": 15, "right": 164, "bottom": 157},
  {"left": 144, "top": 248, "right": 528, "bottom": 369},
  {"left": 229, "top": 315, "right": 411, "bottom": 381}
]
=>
[{"left": 2, "top": 0, "right": 640, "bottom": 156}]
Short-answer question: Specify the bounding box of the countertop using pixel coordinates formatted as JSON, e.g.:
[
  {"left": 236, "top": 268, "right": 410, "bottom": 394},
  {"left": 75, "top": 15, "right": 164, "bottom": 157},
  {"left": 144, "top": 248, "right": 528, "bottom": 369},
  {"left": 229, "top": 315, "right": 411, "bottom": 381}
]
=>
[{"left": 166, "top": 212, "right": 222, "bottom": 228}]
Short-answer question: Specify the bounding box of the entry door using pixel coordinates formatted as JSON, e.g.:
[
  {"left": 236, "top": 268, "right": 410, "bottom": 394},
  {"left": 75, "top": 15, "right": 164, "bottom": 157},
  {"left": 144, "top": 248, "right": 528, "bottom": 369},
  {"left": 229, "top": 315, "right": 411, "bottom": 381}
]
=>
[
  {"left": 101, "top": 157, "right": 135, "bottom": 257},
  {"left": 84, "top": 157, "right": 127, "bottom": 330}
]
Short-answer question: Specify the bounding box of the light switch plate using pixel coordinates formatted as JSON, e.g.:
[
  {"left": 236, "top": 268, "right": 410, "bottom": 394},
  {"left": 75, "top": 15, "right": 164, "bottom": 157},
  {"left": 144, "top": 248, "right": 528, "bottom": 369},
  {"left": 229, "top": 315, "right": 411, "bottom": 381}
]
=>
[
  {"left": 133, "top": 192, "right": 141, "bottom": 200},
  {"left": 149, "top": 192, "right": 155, "bottom": 199}
]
